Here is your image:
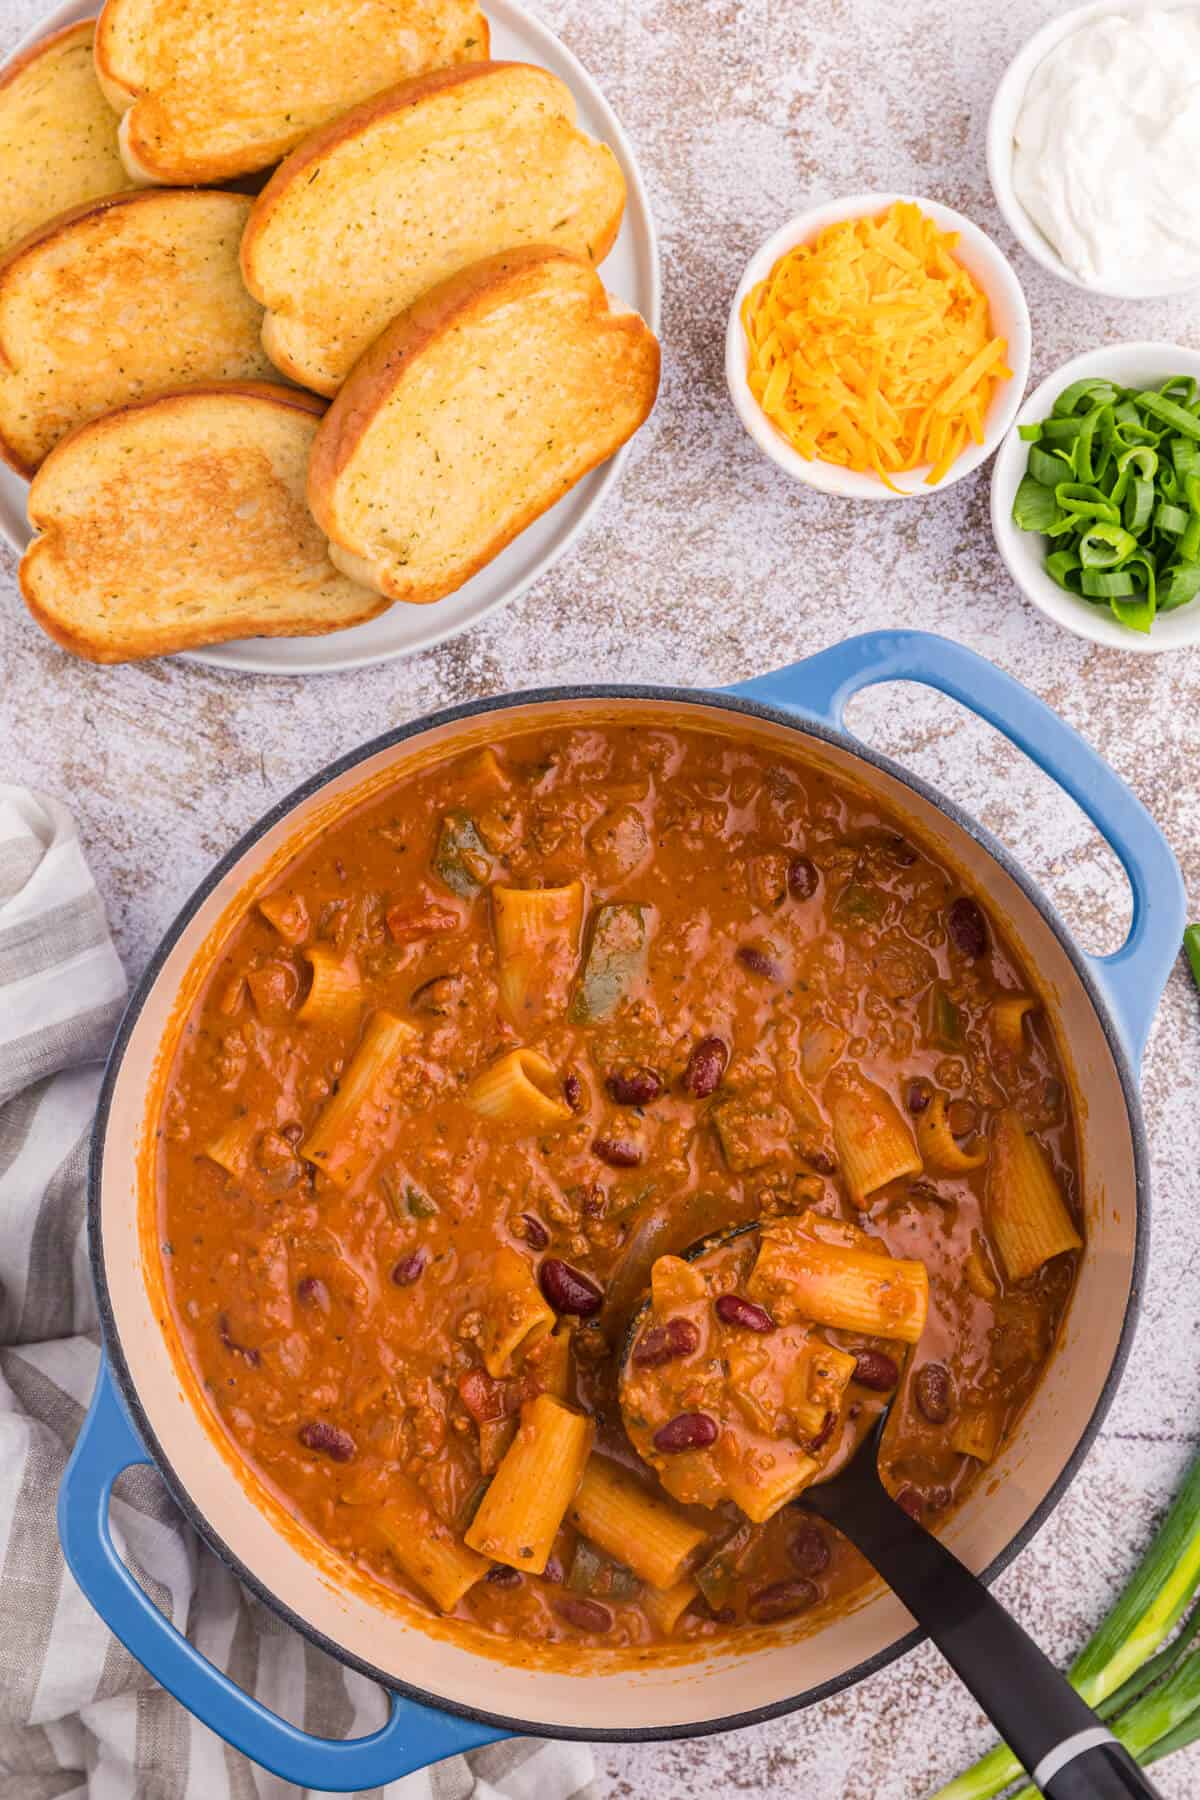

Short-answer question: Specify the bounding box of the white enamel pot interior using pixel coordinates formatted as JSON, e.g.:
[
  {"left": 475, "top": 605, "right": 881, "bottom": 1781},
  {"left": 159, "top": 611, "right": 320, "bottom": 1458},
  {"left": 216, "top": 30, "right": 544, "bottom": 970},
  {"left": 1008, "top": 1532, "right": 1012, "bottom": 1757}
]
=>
[{"left": 91, "top": 688, "right": 1144, "bottom": 1740}]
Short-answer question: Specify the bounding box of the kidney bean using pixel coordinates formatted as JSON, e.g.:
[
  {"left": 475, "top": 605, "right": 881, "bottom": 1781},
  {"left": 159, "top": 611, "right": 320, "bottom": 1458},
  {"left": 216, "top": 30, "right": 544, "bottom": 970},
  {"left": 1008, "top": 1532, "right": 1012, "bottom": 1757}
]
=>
[
  {"left": 906, "top": 1077, "right": 933, "bottom": 1114},
  {"left": 296, "top": 1276, "right": 330, "bottom": 1312},
  {"left": 410, "top": 973, "right": 462, "bottom": 1015},
  {"left": 298, "top": 1421, "right": 356, "bottom": 1462},
  {"left": 915, "top": 1362, "right": 954, "bottom": 1424},
  {"left": 852, "top": 1349, "right": 899, "bottom": 1391},
  {"left": 789, "top": 1524, "right": 832, "bottom": 1578},
  {"left": 592, "top": 1137, "right": 643, "bottom": 1168},
  {"left": 392, "top": 1250, "right": 427, "bottom": 1286},
  {"left": 736, "top": 945, "right": 784, "bottom": 981},
  {"left": 787, "top": 855, "right": 819, "bottom": 900},
  {"left": 217, "top": 1315, "right": 260, "bottom": 1366},
  {"left": 554, "top": 1596, "right": 613, "bottom": 1633},
  {"left": 895, "top": 1487, "right": 923, "bottom": 1521},
  {"left": 562, "top": 1072, "right": 583, "bottom": 1112},
  {"left": 747, "top": 1579, "right": 818, "bottom": 1623},
  {"left": 485, "top": 1565, "right": 523, "bottom": 1587},
  {"left": 539, "top": 1257, "right": 604, "bottom": 1317},
  {"left": 519, "top": 1213, "right": 549, "bottom": 1251},
  {"left": 715, "top": 1294, "right": 775, "bottom": 1334},
  {"left": 653, "top": 1411, "right": 718, "bottom": 1453},
  {"left": 607, "top": 1064, "right": 663, "bottom": 1106},
  {"left": 948, "top": 897, "right": 988, "bottom": 959},
  {"left": 681, "top": 1035, "right": 728, "bottom": 1099},
  {"left": 632, "top": 1317, "right": 700, "bottom": 1367}
]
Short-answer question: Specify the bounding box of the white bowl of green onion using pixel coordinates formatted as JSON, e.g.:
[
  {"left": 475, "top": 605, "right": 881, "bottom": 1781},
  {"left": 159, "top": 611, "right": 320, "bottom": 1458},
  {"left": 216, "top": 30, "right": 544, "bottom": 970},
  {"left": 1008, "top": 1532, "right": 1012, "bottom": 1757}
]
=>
[{"left": 991, "top": 341, "right": 1200, "bottom": 651}]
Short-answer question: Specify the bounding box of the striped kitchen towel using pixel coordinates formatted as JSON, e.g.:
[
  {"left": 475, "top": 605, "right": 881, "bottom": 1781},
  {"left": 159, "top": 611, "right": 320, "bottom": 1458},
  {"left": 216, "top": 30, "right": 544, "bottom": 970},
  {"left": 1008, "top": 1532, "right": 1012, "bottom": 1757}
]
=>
[{"left": 0, "top": 786, "right": 596, "bottom": 1800}]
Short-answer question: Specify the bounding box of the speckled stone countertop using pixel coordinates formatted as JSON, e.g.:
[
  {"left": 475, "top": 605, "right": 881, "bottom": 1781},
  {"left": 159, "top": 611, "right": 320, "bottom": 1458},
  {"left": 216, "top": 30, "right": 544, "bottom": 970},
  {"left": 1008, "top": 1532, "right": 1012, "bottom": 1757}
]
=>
[{"left": 2, "top": 0, "right": 1199, "bottom": 1793}]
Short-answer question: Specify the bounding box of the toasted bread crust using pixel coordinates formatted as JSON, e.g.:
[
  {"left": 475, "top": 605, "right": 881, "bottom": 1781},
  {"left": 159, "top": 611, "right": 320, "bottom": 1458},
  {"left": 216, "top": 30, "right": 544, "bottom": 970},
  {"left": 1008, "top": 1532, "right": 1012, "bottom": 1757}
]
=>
[
  {"left": 0, "top": 18, "right": 92, "bottom": 95},
  {"left": 21, "top": 382, "right": 385, "bottom": 663},
  {"left": 0, "top": 188, "right": 278, "bottom": 475},
  {"left": 94, "top": 0, "right": 491, "bottom": 183},
  {"left": 0, "top": 21, "right": 137, "bottom": 255},
  {"left": 308, "top": 248, "right": 660, "bottom": 605},
  {"left": 243, "top": 60, "right": 627, "bottom": 394}
]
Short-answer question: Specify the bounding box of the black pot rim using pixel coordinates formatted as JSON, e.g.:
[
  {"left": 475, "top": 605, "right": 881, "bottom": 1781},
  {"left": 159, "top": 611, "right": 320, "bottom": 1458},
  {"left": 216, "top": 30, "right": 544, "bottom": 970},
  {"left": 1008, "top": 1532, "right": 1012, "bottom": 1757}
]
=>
[{"left": 88, "top": 680, "right": 1150, "bottom": 1746}]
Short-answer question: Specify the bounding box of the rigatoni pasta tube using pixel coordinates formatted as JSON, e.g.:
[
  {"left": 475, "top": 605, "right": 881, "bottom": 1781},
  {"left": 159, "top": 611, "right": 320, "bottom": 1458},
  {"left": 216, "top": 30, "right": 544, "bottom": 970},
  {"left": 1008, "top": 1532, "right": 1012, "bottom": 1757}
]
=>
[
  {"left": 644, "top": 1577, "right": 699, "bottom": 1634},
  {"left": 748, "top": 1215, "right": 929, "bottom": 1344},
  {"left": 203, "top": 1114, "right": 258, "bottom": 1178},
  {"left": 988, "top": 1109, "right": 1082, "bottom": 1281},
  {"left": 951, "top": 1405, "right": 1002, "bottom": 1464},
  {"left": 465, "top": 1047, "right": 572, "bottom": 1130},
  {"left": 479, "top": 1246, "right": 555, "bottom": 1378},
  {"left": 301, "top": 1010, "right": 416, "bottom": 1189},
  {"left": 568, "top": 1456, "right": 708, "bottom": 1589},
  {"left": 716, "top": 1439, "right": 819, "bottom": 1524},
  {"left": 785, "top": 1340, "right": 858, "bottom": 1440},
  {"left": 465, "top": 1396, "right": 593, "bottom": 1574},
  {"left": 377, "top": 1475, "right": 488, "bottom": 1612},
  {"left": 992, "top": 993, "right": 1037, "bottom": 1054},
  {"left": 492, "top": 882, "right": 584, "bottom": 1024},
  {"left": 297, "top": 945, "right": 362, "bottom": 1028},
  {"left": 828, "top": 1074, "right": 922, "bottom": 1203}
]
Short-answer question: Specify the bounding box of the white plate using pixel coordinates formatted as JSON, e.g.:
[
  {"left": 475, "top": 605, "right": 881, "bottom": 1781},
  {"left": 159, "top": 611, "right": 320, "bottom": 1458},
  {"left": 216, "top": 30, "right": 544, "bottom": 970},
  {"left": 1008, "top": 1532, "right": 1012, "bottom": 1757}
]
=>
[{"left": 0, "top": 0, "right": 661, "bottom": 674}]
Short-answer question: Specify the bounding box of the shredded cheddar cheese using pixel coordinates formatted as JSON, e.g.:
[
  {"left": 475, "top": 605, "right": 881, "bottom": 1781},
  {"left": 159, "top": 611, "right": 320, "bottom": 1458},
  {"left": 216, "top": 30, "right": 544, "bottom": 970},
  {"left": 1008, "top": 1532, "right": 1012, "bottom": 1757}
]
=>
[{"left": 741, "top": 201, "right": 1011, "bottom": 491}]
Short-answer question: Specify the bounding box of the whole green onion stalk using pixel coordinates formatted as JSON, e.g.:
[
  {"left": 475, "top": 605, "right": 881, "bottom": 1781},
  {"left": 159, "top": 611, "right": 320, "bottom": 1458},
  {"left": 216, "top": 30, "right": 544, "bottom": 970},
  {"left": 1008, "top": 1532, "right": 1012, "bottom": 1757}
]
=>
[{"left": 929, "top": 929, "right": 1200, "bottom": 1799}]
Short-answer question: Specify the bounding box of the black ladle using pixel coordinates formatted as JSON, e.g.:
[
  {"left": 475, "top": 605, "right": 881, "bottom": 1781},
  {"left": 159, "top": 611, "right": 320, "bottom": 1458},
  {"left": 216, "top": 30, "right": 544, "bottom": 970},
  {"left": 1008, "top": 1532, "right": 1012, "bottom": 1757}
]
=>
[
  {"left": 619, "top": 1228, "right": 1160, "bottom": 1799},
  {"left": 802, "top": 1412, "right": 1160, "bottom": 1798}
]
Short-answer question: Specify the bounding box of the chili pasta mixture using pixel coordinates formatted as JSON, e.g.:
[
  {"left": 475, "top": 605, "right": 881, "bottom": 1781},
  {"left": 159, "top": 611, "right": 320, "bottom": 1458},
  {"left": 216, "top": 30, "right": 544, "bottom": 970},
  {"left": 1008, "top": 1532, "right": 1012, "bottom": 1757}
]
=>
[{"left": 156, "top": 723, "right": 1082, "bottom": 1653}]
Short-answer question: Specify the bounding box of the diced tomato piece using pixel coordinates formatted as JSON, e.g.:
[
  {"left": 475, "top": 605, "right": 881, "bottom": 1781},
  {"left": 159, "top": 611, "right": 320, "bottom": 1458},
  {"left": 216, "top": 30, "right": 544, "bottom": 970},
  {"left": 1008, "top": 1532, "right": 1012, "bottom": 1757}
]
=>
[
  {"left": 457, "top": 1367, "right": 535, "bottom": 1423},
  {"left": 386, "top": 902, "right": 461, "bottom": 942}
]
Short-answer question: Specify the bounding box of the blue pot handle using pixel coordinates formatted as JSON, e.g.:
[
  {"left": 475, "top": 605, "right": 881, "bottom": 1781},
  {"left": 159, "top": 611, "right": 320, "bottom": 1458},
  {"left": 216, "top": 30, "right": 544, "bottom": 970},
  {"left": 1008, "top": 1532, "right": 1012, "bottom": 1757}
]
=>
[
  {"left": 727, "top": 630, "right": 1185, "bottom": 1067},
  {"left": 58, "top": 1357, "right": 507, "bottom": 1791}
]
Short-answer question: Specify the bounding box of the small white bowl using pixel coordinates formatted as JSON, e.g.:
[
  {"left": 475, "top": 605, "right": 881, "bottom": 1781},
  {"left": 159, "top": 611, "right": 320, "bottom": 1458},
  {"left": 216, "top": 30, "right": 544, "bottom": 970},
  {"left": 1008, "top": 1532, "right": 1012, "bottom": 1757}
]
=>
[
  {"left": 991, "top": 341, "right": 1200, "bottom": 654},
  {"left": 725, "top": 192, "right": 1032, "bottom": 500},
  {"left": 988, "top": 0, "right": 1200, "bottom": 302}
]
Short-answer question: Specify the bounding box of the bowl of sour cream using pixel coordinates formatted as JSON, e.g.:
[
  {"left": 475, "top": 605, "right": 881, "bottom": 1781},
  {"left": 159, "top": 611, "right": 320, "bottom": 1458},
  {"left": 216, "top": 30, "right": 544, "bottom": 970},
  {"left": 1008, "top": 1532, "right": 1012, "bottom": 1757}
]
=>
[{"left": 988, "top": 1, "right": 1200, "bottom": 299}]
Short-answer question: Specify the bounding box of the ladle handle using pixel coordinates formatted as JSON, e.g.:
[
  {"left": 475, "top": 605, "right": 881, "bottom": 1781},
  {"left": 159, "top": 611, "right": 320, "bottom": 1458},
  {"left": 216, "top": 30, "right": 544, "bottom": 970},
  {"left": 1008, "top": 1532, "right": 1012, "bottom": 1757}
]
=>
[{"left": 800, "top": 1476, "right": 1163, "bottom": 1799}]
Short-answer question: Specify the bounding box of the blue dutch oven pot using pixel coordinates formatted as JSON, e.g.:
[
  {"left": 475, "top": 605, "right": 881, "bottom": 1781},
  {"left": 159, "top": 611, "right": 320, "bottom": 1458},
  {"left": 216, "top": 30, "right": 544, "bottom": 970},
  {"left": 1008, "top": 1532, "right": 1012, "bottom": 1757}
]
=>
[{"left": 60, "top": 631, "right": 1185, "bottom": 1789}]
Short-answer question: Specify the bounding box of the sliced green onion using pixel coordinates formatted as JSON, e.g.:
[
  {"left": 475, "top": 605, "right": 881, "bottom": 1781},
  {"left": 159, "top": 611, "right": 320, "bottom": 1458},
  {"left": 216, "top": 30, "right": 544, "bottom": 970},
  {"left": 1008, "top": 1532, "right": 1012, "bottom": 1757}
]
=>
[
  {"left": 1045, "top": 549, "right": 1083, "bottom": 591},
  {"left": 1159, "top": 564, "right": 1200, "bottom": 611},
  {"left": 1028, "top": 442, "right": 1073, "bottom": 488},
  {"left": 1081, "top": 568, "right": 1140, "bottom": 597},
  {"left": 1154, "top": 501, "right": 1189, "bottom": 536},
  {"left": 1078, "top": 524, "right": 1137, "bottom": 568},
  {"left": 1053, "top": 377, "right": 1120, "bottom": 415},
  {"left": 1053, "top": 481, "right": 1120, "bottom": 524},
  {"left": 1010, "top": 371, "right": 1200, "bottom": 636},
  {"left": 1137, "top": 391, "right": 1200, "bottom": 440},
  {"left": 1010, "top": 476, "right": 1059, "bottom": 533},
  {"left": 1186, "top": 925, "right": 1200, "bottom": 992},
  {"left": 1125, "top": 478, "right": 1155, "bottom": 534}
]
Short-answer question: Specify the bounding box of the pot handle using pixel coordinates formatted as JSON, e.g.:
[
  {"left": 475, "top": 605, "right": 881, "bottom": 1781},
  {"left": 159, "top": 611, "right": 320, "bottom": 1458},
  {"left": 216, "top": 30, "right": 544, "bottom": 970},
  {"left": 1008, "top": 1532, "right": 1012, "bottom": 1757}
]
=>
[
  {"left": 58, "top": 1357, "right": 507, "bottom": 1791},
  {"left": 726, "top": 630, "right": 1185, "bottom": 1066}
]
